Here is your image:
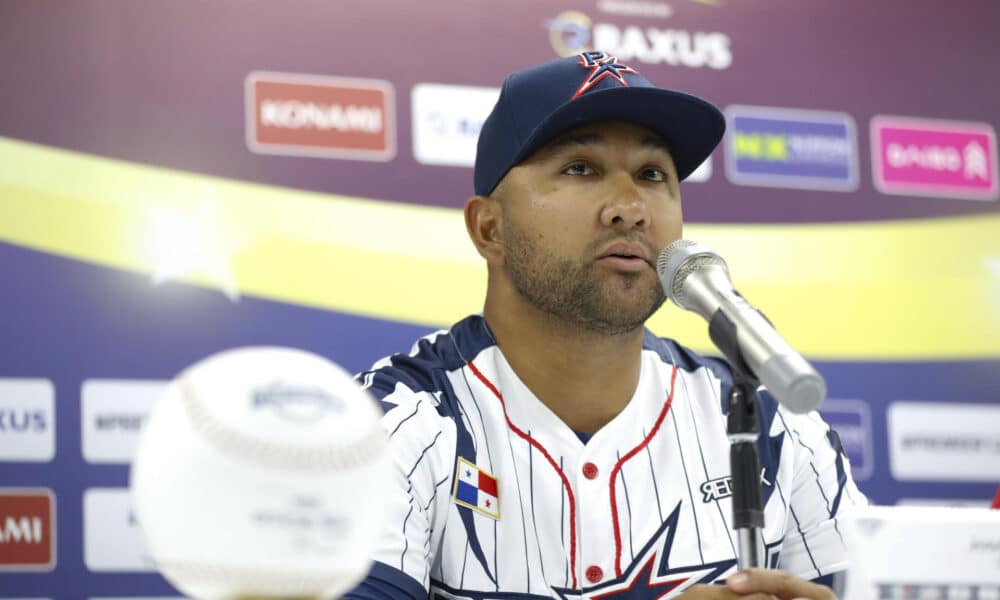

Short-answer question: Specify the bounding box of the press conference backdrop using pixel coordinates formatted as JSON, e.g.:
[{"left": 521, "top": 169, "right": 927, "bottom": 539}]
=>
[{"left": 1, "top": 1, "right": 998, "bottom": 597}]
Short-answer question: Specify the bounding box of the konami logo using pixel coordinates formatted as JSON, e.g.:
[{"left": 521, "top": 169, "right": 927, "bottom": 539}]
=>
[
  {"left": 245, "top": 71, "right": 395, "bottom": 161},
  {"left": 0, "top": 488, "right": 55, "bottom": 570}
]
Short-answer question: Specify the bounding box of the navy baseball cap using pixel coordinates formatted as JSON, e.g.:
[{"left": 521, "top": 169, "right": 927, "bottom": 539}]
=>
[{"left": 474, "top": 51, "right": 725, "bottom": 196}]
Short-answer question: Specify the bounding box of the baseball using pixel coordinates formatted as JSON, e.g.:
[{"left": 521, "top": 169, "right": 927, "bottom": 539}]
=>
[{"left": 130, "top": 346, "right": 390, "bottom": 599}]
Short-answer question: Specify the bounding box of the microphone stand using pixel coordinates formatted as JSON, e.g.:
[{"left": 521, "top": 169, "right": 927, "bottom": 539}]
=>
[{"left": 709, "top": 309, "right": 765, "bottom": 570}]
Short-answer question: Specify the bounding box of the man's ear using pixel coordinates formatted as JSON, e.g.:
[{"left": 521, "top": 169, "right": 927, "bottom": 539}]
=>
[{"left": 464, "top": 194, "right": 504, "bottom": 266}]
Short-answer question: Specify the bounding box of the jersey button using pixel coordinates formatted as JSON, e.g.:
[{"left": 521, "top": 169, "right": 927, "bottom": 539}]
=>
[
  {"left": 586, "top": 565, "right": 604, "bottom": 583},
  {"left": 582, "top": 462, "right": 599, "bottom": 480}
]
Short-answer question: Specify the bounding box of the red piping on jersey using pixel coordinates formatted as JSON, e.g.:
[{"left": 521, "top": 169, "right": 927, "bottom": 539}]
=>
[
  {"left": 609, "top": 364, "right": 678, "bottom": 577},
  {"left": 467, "top": 360, "right": 579, "bottom": 589}
]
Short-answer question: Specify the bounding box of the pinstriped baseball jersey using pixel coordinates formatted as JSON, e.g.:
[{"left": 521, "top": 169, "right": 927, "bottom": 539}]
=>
[{"left": 349, "top": 315, "right": 866, "bottom": 599}]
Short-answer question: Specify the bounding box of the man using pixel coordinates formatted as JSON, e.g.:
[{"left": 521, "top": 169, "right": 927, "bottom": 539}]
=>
[{"left": 345, "top": 52, "right": 866, "bottom": 599}]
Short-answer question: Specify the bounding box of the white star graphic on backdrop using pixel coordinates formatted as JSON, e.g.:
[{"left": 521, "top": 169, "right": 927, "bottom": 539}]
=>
[
  {"left": 145, "top": 188, "right": 244, "bottom": 302},
  {"left": 986, "top": 259, "right": 1000, "bottom": 279}
]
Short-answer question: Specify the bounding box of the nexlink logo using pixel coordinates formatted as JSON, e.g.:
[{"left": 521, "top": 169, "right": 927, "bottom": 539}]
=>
[
  {"left": 732, "top": 133, "right": 850, "bottom": 164},
  {"left": 725, "top": 105, "right": 859, "bottom": 191},
  {"left": 546, "top": 11, "right": 732, "bottom": 69}
]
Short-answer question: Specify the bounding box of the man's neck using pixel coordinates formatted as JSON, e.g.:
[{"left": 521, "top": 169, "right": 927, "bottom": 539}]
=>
[{"left": 483, "top": 291, "right": 646, "bottom": 435}]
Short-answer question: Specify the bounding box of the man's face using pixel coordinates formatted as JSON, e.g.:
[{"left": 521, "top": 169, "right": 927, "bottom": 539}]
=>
[{"left": 496, "top": 120, "right": 682, "bottom": 335}]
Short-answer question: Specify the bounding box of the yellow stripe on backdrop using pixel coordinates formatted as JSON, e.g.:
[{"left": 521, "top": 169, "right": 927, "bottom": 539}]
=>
[{"left": 1, "top": 136, "right": 998, "bottom": 360}]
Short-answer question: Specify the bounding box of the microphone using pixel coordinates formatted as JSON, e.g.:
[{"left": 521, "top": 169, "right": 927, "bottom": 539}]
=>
[{"left": 656, "top": 240, "right": 825, "bottom": 414}]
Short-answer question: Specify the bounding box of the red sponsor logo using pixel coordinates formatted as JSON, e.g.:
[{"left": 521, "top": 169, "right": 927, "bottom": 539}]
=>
[
  {"left": 246, "top": 71, "right": 395, "bottom": 161},
  {"left": 0, "top": 488, "right": 55, "bottom": 570}
]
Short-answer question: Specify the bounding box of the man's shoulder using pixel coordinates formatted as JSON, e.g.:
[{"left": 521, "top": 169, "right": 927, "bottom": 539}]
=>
[
  {"left": 641, "top": 330, "right": 787, "bottom": 419},
  {"left": 641, "top": 329, "right": 734, "bottom": 384},
  {"left": 354, "top": 315, "right": 494, "bottom": 412}
]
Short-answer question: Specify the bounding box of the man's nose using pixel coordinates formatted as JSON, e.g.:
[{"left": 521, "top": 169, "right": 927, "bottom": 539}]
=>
[{"left": 599, "top": 173, "right": 649, "bottom": 229}]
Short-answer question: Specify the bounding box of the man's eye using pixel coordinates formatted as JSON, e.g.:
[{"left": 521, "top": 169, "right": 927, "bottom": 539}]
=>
[
  {"left": 640, "top": 167, "right": 668, "bottom": 182},
  {"left": 564, "top": 162, "right": 593, "bottom": 176}
]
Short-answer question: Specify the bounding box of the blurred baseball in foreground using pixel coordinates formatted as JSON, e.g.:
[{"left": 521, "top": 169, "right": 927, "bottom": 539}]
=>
[{"left": 130, "top": 347, "right": 389, "bottom": 600}]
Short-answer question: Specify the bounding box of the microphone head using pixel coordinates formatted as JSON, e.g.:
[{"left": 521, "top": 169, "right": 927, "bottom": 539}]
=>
[
  {"left": 656, "top": 239, "right": 730, "bottom": 310},
  {"left": 759, "top": 353, "right": 827, "bottom": 414}
]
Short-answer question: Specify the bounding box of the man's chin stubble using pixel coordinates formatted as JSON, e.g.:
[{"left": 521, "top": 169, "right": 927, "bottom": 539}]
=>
[{"left": 534, "top": 281, "right": 665, "bottom": 336}]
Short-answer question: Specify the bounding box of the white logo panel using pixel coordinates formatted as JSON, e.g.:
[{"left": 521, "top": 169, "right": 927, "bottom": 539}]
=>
[
  {"left": 81, "top": 379, "right": 167, "bottom": 464},
  {"left": 820, "top": 398, "right": 874, "bottom": 481},
  {"left": 888, "top": 401, "right": 1000, "bottom": 481},
  {"left": 83, "top": 488, "right": 157, "bottom": 572},
  {"left": 0, "top": 378, "right": 55, "bottom": 462},
  {"left": 411, "top": 83, "right": 500, "bottom": 167},
  {"left": 686, "top": 157, "right": 712, "bottom": 183}
]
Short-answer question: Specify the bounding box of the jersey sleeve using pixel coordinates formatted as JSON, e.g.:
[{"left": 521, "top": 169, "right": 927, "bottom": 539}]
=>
[
  {"left": 344, "top": 561, "right": 427, "bottom": 600},
  {"left": 775, "top": 408, "right": 868, "bottom": 579},
  {"left": 343, "top": 369, "right": 456, "bottom": 600}
]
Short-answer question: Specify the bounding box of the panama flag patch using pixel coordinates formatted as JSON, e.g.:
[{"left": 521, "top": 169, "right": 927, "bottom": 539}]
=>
[{"left": 453, "top": 457, "right": 500, "bottom": 520}]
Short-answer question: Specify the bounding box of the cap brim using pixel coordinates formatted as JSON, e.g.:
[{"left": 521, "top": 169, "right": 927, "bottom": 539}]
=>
[{"left": 511, "top": 86, "right": 725, "bottom": 182}]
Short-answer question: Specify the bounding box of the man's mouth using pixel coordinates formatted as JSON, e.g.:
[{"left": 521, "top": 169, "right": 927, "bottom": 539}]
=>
[{"left": 597, "top": 242, "right": 653, "bottom": 270}]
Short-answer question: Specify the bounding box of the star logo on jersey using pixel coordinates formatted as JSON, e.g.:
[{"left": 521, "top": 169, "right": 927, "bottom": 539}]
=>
[
  {"left": 579, "top": 503, "right": 735, "bottom": 598},
  {"left": 576, "top": 502, "right": 784, "bottom": 599},
  {"left": 571, "top": 51, "right": 637, "bottom": 100},
  {"left": 589, "top": 554, "right": 690, "bottom": 599}
]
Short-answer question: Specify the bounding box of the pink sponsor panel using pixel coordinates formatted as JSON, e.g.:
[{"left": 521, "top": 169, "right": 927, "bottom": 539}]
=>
[{"left": 871, "top": 116, "right": 998, "bottom": 200}]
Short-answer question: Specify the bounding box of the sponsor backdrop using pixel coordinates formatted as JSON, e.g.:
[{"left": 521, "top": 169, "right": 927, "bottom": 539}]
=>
[{"left": 1, "top": 1, "right": 998, "bottom": 597}]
